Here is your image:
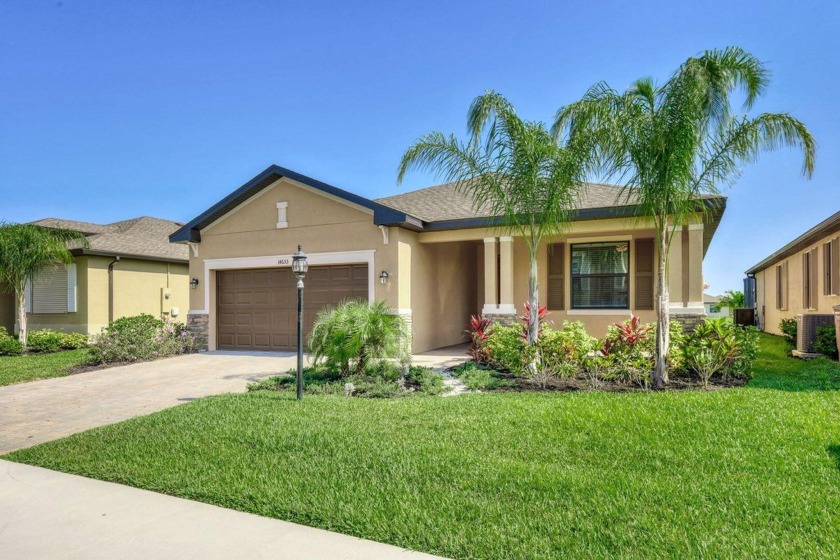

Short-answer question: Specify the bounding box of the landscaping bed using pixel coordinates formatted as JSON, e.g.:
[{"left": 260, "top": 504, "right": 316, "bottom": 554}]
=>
[{"left": 6, "top": 333, "right": 840, "bottom": 559}]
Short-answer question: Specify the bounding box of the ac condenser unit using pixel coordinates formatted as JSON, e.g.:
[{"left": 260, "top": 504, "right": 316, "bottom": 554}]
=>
[{"left": 796, "top": 314, "right": 834, "bottom": 354}]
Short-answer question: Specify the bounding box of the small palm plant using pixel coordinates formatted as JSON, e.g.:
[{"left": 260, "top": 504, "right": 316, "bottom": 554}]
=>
[{"left": 308, "top": 299, "right": 408, "bottom": 376}]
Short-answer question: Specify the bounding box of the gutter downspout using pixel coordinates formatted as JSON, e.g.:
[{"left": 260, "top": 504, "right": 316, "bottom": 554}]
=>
[{"left": 108, "top": 257, "right": 120, "bottom": 324}]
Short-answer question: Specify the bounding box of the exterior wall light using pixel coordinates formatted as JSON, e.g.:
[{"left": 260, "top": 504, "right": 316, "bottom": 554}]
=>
[
  {"left": 190, "top": 278, "right": 200, "bottom": 290},
  {"left": 379, "top": 270, "right": 389, "bottom": 284}
]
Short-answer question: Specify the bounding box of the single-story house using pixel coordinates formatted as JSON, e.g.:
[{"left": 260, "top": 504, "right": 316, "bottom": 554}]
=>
[
  {"left": 746, "top": 210, "right": 840, "bottom": 334},
  {"left": 703, "top": 294, "right": 729, "bottom": 318},
  {"left": 170, "top": 165, "right": 725, "bottom": 353},
  {"left": 0, "top": 217, "right": 189, "bottom": 335}
]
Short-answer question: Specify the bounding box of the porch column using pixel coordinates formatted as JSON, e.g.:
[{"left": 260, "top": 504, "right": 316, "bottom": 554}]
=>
[
  {"left": 482, "top": 237, "right": 498, "bottom": 314},
  {"left": 498, "top": 236, "right": 516, "bottom": 314}
]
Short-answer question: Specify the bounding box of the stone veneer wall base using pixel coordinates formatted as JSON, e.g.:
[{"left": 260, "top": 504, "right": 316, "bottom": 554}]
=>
[{"left": 187, "top": 313, "right": 210, "bottom": 351}]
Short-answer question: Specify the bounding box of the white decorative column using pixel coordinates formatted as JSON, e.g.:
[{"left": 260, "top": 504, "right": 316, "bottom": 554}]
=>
[
  {"left": 497, "top": 236, "right": 516, "bottom": 314},
  {"left": 482, "top": 237, "right": 498, "bottom": 314}
]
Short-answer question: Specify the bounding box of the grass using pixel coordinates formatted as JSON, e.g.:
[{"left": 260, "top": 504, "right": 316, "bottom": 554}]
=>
[
  {"left": 0, "top": 349, "right": 90, "bottom": 386},
  {"left": 6, "top": 333, "right": 840, "bottom": 559}
]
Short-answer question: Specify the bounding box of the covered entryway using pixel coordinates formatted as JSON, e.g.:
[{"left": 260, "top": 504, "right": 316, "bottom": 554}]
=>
[{"left": 217, "top": 264, "right": 368, "bottom": 351}]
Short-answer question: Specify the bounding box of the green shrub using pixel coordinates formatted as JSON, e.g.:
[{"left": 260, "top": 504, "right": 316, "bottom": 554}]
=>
[
  {"left": 407, "top": 366, "right": 447, "bottom": 395},
  {"left": 484, "top": 324, "right": 528, "bottom": 373},
  {"left": 0, "top": 335, "right": 24, "bottom": 356},
  {"left": 89, "top": 315, "right": 198, "bottom": 364},
  {"left": 779, "top": 318, "right": 797, "bottom": 348},
  {"left": 539, "top": 321, "right": 597, "bottom": 369},
  {"left": 60, "top": 332, "right": 89, "bottom": 349},
  {"left": 309, "top": 299, "right": 408, "bottom": 376},
  {"left": 813, "top": 325, "right": 838, "bottom": 359},
  {"left": 683, "top": 318, "right": 759, "bottom": 381},
  {"left": 450, "top": 362, "right": 508, "bottom": 391},
  {"left": 27, "top": 329, "right": 65, "bottom": 353}
]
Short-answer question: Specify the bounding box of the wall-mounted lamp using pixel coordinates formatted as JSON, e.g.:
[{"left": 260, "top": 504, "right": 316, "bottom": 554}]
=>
[
  {"left": 379, "top": 270, "right": 390, "bottom": 284},
  {"left": 190, "top": 278, "right": 200, "bottom": 290}
]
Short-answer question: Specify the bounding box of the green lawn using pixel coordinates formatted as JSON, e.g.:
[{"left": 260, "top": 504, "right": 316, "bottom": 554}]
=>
[
  {"left": 6, "top": 333, "right": 840, "bottom": 559},
  {"left": 0, "top": 349, "right": 90, "bottom": 386}
]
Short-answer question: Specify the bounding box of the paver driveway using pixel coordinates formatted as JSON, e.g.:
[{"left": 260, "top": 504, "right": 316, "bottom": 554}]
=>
[{"left": 0, "top": 351, "right": 296, "bottom": 454}]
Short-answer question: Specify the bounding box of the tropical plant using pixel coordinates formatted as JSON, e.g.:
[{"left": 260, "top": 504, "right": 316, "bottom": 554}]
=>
[
  {"left": 89, "top": 315, "right": 198, "bottom": 364},
  {"left": 0, "top": 222, "right": 88, "bottom": 347},
  {"left": 484, "top": 323, "right": 530, "bottom": 374},
  {"left": 398, "top": 91, "right": 593, "bottom": 348},
  {"left": 717, "top": 290, "right": 746, "bottom": 315},
  {"left": 813, "top": 325, "right": 838, "bottom": 360},
  {"left": 308, "top": 299, "right": 409, "bottom": 376},
  {"left": 27, "top": 329, "right": 65, "bottom": 353},
  {"left": 519, "top": 303, "right": 549, "bottom": 339},
  {"left": 602, "top": 316, "right": 653, "bottom": 355},
  {"left": 0, "top": 327, "right": 24, "bottom": 356},
  {"left": 465, "top": 315, "right": 493, "bottom": 363},
  {"left": 553, "top": 47, "right": 815, "bottom": 388},
  {"left": 779, "top": 318, "right": 797, "bottom": 349}
]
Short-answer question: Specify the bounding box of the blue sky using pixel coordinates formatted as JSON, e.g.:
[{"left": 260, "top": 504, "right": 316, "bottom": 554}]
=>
[{"left": 1, "top": 0, "right": 837, "bottom": 293}]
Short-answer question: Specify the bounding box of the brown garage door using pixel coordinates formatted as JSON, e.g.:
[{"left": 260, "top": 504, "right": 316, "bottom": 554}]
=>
[{"left": 217, "top": 264, "right": 368, "bottom": 351}]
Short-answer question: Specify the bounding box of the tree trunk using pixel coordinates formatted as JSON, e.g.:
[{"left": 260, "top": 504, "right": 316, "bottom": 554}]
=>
[
  {"left": 16, "top": 288, "right": 27, "bottom": 348},
  {"left": 528, "top": 250, "right": 539, "bottom": 345},
  {"left": 653, "top": 222, "right": 670, "bottom": 389}
]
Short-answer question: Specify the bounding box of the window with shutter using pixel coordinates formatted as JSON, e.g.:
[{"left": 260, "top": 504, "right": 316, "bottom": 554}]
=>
[
  {"left": 825, "top": 242, "right": 833, "bottom": 296},
  {"left": 803, "top": 249, "right": 818, "bottom": 309},
  {"left": 634, "top": 238, "right": 654, "bottom": 310},
  {"left": 547, "top": 243, "right": 565, "bottom": 310},
  {"left": 29, "top": 264, "right": 77, "bottom": 314},
  {"left": 570, "top": 241, "right": 630, "bottom": 309},
  {"left": 810, "top": 247, "right": 819, "bottom": 307}
]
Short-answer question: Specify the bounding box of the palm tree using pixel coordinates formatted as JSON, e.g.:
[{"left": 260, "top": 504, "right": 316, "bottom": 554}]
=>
[
  {"left": 398, "top": 92, "right": 592, "bottom": 346},
  {"left": 0, "top": 223, "right": 88, "bottom": 347},
  {"left": 717, "top": 290, "right": 746, "bottom": 316},
  {"left": 553, "top": 47, "right": 815, "bottom": 388}
]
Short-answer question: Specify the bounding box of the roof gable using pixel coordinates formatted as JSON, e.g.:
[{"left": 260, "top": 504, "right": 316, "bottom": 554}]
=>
[{"left": 169, "top": 165, "right": 418, "bottom": 243}]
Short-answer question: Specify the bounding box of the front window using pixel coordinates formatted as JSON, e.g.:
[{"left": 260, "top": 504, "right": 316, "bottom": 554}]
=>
[{"left": 571, "top": 242, "right": 630, "bottom": 309}]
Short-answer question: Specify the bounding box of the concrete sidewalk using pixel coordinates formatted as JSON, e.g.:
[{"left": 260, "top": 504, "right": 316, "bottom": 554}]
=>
[{"left": 0, "top": 459, "right": 447, "bottom": 560}]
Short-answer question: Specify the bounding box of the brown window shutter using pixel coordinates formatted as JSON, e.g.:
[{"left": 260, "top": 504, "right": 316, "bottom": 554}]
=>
[
  {"left": 547, "top": 243, "right": 565, "bottom": 310},
  {"left": 811, "top": 248, "right": 819, "bottom": 307},
  {"left": 832, "top": 237, "right": 840, "bottom": 296},
  {"left": 825, "top": 242, "right": 833, "bottom": 296},
  {"left": 634, "top": 238, "right": 655, "bottom": 310},
  {"left": 783, "top": 261, "right": 789, "bottom": 309},
  {"left": 775, "top": 265, "right": 782, "bottom": 310}
]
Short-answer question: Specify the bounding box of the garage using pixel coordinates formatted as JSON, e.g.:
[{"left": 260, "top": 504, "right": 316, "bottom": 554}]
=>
[{"left": 216, "top": 264, "right": 368, "bottom": 351}]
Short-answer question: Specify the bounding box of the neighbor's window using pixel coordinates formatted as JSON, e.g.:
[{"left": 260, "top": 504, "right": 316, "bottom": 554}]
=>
[{"left": 571, "top": 241, "right": 630, "bottom": 309}]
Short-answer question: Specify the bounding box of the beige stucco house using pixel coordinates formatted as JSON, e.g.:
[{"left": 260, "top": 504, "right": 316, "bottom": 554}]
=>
[
  {"left": 746, "top": 210, "right": 840, "bottom": 334},
  {"left": 0, "top": 217, "right": 189, "bottom": 335},
  {"left": 171, "top": 165, "right": 725, "bottom": 353}
]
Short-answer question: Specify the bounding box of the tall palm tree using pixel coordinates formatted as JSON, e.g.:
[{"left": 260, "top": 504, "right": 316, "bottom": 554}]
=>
[
  {"left": 717, "top": 289, "right": 746, "bottom": 316},
  {"left": 398, "top": 92, "right": 592, "bottom": 345},
  {"left": 0, "top": 223, "right": 88, "bottom": 347},
  {"left": 553, "top": 47, "right": 815, "bottom": 388}
]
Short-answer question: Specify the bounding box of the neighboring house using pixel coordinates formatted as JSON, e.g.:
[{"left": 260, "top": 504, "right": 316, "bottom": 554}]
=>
[
  {"left": 746, "top": 210, "right": 840, "bottom": 334},
  {"left": 0, "top": 217, "right": 189, "bottom": 335},
  {"left": 171, "top": 165, "right": 725, "bottom": 353},
  {"left": 703, "top": 293, "right": 729, "bottom": 318}
]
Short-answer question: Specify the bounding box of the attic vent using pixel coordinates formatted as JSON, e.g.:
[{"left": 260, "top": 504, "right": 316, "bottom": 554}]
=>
[{"left": 276, "top": 202, "right": 288, "bottom": 229}]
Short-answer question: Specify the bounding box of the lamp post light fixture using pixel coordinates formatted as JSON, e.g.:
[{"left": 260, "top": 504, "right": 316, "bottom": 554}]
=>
[{"left": 292, "top": 245, "right": 308, "bottom": 400}]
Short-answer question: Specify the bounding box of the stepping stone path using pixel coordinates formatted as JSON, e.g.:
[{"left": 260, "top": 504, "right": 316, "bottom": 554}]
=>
[{"left": 441, "top": 370, "right": 469, "bottom": 396}]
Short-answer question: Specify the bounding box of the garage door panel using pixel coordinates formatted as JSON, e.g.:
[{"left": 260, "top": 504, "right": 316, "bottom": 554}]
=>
[{"left": 217, "top": 264, "right": 368, "bottom": 351}]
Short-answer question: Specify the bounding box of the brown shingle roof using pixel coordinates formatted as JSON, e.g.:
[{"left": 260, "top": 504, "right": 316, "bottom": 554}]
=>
[
  {"left": 31, "top": 216, "right": 188, "bottom": 263},
  {"left": 374, "top": 179, "right": 640, "bottom": 222}
]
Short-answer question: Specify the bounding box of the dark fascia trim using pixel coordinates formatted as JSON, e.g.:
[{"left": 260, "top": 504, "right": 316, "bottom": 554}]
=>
[
  {"left": 745, "top": 210, "right": 840, "bottom": 274},
  {"left": 71, "top": 248, "right": 188, "bottom": 265},
  {"left": 422, "top": 198, "right": 725, "bottom": 234},
  {"left": 169, "top": 165, "right": 422, "bottom": 243}
]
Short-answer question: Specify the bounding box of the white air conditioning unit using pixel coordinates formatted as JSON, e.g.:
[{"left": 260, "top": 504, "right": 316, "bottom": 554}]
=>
[{"left": 796, "top": 314, "right": 834, "bottom": 354}]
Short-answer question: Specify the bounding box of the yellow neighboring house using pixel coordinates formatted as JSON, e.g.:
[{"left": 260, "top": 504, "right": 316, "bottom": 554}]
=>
[
  {"left": 170, "top": 165, "right": 726, "bottom": 353},
  {"left": 746, "top": 210, "right": 840, "bottom": 334},
  {"left": 0, "top": 217, "right": 189, "bottom": 336}
]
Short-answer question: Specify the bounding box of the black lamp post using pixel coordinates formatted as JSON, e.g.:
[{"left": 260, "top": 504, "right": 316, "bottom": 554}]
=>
[{"left": 292, "top": 245, "right": 308, "bottom": 400}]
